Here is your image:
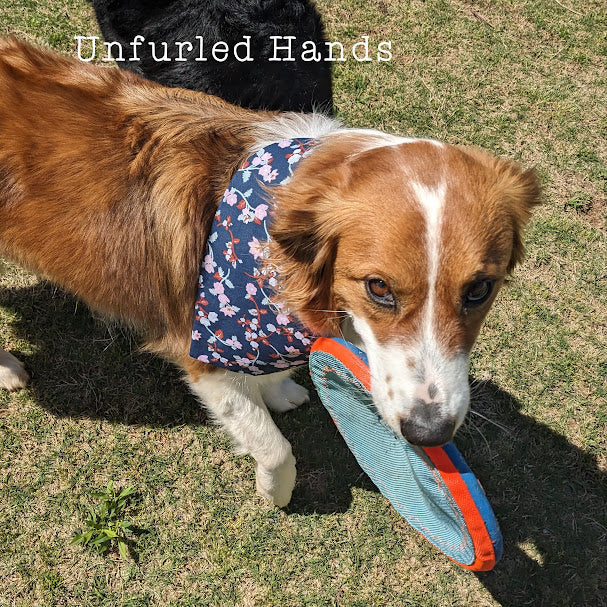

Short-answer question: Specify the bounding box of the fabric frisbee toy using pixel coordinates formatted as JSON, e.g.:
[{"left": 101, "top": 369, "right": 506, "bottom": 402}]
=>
[{"left": 309, "top": 337, "right": 503, "bottom": 571}]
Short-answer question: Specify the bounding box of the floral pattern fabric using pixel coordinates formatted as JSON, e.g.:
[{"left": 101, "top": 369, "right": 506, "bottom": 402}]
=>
[{"left": 190, "top": 139, "right": 317, "bottom": 374}]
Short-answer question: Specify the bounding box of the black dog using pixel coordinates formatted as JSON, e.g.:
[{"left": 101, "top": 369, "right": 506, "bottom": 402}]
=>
[{"left": 90, "top": 0, "right": 334, "bottom": 114}]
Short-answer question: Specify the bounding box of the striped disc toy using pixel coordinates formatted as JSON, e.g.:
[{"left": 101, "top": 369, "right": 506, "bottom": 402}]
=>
[{"left": 309, "top": 337, "right": 502, "bottom": 571}]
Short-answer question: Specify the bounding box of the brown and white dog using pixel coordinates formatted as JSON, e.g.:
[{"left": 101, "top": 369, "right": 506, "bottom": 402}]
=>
[{"left": 0, "top": 38, "right": 539, "bottom": 506}]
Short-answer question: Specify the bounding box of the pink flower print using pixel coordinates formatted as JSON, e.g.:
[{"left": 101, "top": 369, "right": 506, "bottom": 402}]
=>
[
  {"left": 252, "top": 152, "right": 272, "bottom": 166},
  {"left": 259, "top": 164, "right": 279, "bottom": 183},
  {"left": 224, "top": 189, "right": 238, "bottom": 206},
  {"left": 276, "top": 313, "right": 290, "bottom": 326},
  {"left": 254, "top": 204, "right": 268, "bottom": 222},
  {"left": 204, "top": 254, "right": 214, "bottom": 273},
  {"left": 191, "top": 139, "right": 317, "bottom": 374},
  {"left": 240, "top": 208, "right": 255, "bottom": 223},
  {"left": 226, "top": 336, "right": 243, "bottom": 350},
  {"left": 295, "top": 331, "right": 312, "bottom": 346},
  {"left": 248, "top": 237, "right": 265, "bottom": 260},
  {"left": 221, "top": 304, "right": 237, "bottom": 317}
]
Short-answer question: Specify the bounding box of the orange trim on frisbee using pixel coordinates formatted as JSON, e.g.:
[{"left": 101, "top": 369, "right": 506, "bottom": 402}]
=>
[{"left": 310, "top": 336, "right": 501, "bottom": 571}]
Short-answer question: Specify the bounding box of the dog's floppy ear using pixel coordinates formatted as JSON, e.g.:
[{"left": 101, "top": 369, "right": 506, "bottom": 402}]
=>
[
  {"left": 496, "top": 160, "right": 541, "bottom": 273},
  {"left": 268, "top": 192, "right": 342, "bottom": 336},
  {"left": 267, "top": 156, "right": 350, "bottom": 336},
  {"left": 465, "top": 147, "right": 542, "bottom": 273}
]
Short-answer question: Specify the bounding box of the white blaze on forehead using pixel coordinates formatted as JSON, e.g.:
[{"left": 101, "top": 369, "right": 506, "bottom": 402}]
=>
[{"left": 411, "top": 181, "right": 447, "bottom": 340}]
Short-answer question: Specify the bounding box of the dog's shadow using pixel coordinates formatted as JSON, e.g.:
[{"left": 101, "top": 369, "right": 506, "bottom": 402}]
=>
[{"left": 2, "top": 281, "right": 606, "bottom": 606}]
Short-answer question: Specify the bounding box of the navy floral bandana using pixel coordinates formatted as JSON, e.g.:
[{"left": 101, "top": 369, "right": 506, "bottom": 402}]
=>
[{"left": 190, "top": 139, "right": 317, "bottom": 374}]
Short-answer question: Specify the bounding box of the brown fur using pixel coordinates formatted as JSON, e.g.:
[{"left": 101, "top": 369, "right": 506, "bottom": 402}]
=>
[
  {"left": 0, "top": 37, "right": 270, "bottom": 372},
  {"left": 269, "top": 139, "right": 540, "bottom": 356},
  {"left": 0, "top": 39, "right": 541, "bottom": 498}
]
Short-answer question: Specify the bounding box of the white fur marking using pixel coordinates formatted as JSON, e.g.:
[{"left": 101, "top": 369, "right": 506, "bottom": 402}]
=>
[
  {"left": 250, "top": 120, "right": 444, "bottom": 159},
  {"left": 0, "top": 350, "right": 29, "bottom": 391},
  {"left": 251, "top": 112, "right": 341, "bottom": 153},
  {"left": 328, "top": 129, "right": 445, "bottom": 157},
  {"left": 187, "top": 369, "right": 297, "bottom": 506},
  {"left": 348, "top": 313, "right": 470, "bottom": 440},
  {"left": 412, "top": 181, "right": 447, "bottom": 341}
]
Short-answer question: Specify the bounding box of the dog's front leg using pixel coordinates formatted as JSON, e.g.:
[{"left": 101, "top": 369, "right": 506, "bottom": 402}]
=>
[
  {"left": 0, "top": 349, "right": 29, "bottom": 391},
  {"left": 187, "top": 370, "right": 297, "bottom": 507}
]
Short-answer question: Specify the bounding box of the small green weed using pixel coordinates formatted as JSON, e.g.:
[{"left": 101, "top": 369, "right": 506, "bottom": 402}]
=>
[
  {"left": 71, "top": 481, "right": 136, "bottom": 560},
  {"left": 564, "top": 191, "right": 593, "bottom": 213}
]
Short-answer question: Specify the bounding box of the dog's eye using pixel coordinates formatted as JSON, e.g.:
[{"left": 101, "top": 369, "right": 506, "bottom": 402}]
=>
[
  {"left": 366, "top": 279, "right": 395, "bottom": 308},
  {"left": 464, "top": 280, "right": 494, "bottom": 307}
]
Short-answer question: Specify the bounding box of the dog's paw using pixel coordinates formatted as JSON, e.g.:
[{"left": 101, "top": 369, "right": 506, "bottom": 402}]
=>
[
  {"left": 0, "top": 350, "right": 29, "bottom": 391},
  {"left": 255, "top": 453, "right": 297, "bottom": 507},
  {"left": 261, "top": 377, "right": 310, "bottom": 413}
]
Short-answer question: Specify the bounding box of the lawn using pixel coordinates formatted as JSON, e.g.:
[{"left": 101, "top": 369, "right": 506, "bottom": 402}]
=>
[{"left": 0, "top": 0, "right": 606, "bottom": 605}]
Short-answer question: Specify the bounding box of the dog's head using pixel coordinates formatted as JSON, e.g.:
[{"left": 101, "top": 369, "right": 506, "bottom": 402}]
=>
[{"left": 269, "top": 134, "right": 540, "bottom": 446}]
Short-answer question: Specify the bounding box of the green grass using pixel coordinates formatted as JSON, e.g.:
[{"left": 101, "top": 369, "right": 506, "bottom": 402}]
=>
[{"left": 1, "top": 0, "right": 606, "bottom": 605}]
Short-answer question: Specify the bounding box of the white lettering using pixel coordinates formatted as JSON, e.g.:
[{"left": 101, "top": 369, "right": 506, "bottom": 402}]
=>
[
  {"left": 326, "top": 41, "right": 346, "bottom": 62},
  {"left": 74, "top": 36, "right": 98, "bottom": 62},
  {"left": 175, "top": 41, "right": 193, "bottom": 61},
  {"left": 72, "top": 35, "right": 393, "bottom": 64},
  {"left": 234, "top": 36, "right": 253, "bottom": 62},
  {"left": 212, "top": 41, "right": 229, "bottom": 62},
  {"left": 103, "top": 40, "right": 124, "bottom": 62},
  {"left": 377, "top": 40, "right": 392, "bottom": 62},
  {"left": 130, "top": 35, "right": 144, "bottom": 62},
  {"left": 352, "top": 36, "right": 371, "bottom": 62},
  {"left": 301, "top": 40, "right": 321, "bottom": 62},
  {"left": 269, "top": 36, "right": 295, "bottom": 61},
  {"left": 149, "top": 41, "right": 170, "bottom": 62},
  {"left": 194, "top": 36, "right": 207, "bottom": 62}
]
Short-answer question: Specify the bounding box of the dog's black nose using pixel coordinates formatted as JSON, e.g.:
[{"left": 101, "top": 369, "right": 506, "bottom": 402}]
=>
[{"left": 400, "top": 404, "right": 455, "bottom": 447}]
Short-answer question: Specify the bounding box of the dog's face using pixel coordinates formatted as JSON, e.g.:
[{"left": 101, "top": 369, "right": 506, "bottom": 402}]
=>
[{"left": 270, "top": 137, "right": 540, "bottom": 446}]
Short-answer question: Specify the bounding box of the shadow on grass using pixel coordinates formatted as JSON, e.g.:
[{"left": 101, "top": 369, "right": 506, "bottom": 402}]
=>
[
  {"left": 0, "top": 281, "right": 370, "bottom": 514},
  {"left": 1, "top": 282, "right": 207, "bottom": 427},
  {"left": 2, "top": 282, "right": 606, "bottom": 605},
  {"left": 458, "top": 381, "right": 607, "bottom": 607}
]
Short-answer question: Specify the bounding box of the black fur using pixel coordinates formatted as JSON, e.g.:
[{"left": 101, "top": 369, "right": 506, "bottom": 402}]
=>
[{"left": 90, "top": 0, "right": 334, "bottom": 114}]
